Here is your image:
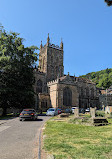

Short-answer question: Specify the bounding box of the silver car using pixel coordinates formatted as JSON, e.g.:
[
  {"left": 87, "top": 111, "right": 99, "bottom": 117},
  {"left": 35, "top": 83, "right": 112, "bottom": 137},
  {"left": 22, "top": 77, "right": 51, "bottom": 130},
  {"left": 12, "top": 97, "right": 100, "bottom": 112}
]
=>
[{"left": 46, "top": 108, "right": 58, "bottom": 116}]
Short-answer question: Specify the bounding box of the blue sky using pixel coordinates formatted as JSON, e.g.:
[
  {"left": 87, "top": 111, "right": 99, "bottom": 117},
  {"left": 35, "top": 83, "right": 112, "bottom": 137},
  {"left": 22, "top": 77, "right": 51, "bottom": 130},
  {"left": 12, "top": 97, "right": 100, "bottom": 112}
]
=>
[{"left": 0, "top": 0, "right": 112, "bottom": 76}]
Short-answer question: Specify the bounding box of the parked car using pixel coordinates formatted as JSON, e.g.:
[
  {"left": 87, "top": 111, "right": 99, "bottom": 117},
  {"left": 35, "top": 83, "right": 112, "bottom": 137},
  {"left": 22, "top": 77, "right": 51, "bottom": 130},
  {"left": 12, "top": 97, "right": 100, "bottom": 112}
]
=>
[
  {"left": 79, "top": 108, "right": 85, "bottom": 113},
  {"left": 46, "top": 108, "right": 58, "bottom": 116},
  {"left": 71, "top": 107, "right": 77, "bottom": 114},
  {"left": 19, "top": 109, "right": 38, "bottom": 121},
  {"left": 85, "top": 108, "right": 90, "bottom": 112},
  {"left": 65, "top": 108, "right": 72, "bottom": 113},
  {"left": 57, "top": 108, "right": 62, "bottom": 114}
]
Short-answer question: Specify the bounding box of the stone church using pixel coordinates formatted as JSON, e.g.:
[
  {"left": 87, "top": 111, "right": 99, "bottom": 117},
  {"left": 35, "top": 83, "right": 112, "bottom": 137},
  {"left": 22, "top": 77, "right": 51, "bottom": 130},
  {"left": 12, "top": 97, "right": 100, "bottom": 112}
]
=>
[{"left": 34, "top": 34, "right": 99, "bottom": 111}]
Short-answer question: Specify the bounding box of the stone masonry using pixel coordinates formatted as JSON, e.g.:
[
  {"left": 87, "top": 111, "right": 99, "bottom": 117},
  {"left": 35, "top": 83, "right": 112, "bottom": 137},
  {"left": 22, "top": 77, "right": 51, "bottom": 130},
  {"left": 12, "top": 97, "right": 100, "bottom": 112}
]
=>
[{"left": 34, "top": 34, "right": 99, "bottom": 111}]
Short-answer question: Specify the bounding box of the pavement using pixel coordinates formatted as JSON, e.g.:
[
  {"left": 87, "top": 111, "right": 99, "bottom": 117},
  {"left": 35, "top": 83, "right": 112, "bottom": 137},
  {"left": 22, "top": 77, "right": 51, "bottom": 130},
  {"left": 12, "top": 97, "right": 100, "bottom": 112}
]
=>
[
  {"left": 0, "top": 115, "right": 52, "bottom": 159},
  {"left": 0, "top": 119, "right": 11, "bottom": 125}
]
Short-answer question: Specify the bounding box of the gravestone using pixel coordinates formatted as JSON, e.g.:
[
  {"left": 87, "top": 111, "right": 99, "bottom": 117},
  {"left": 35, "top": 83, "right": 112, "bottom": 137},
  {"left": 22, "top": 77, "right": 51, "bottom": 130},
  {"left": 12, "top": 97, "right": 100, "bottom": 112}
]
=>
[
  {"left": 74, "top": 107, "right": 79, "bottom": 118},
  {"left": 105, "top": 106, "right": 112, "bottom": 114},
  {"left": 102, "top": 105, "right": 105, "bottom": 111},
  {"left": 90, "top": 107, "right": 95, "bottom": 118},
  {"left": 105, "top": 106, "right": 112, "bottom": 117}
]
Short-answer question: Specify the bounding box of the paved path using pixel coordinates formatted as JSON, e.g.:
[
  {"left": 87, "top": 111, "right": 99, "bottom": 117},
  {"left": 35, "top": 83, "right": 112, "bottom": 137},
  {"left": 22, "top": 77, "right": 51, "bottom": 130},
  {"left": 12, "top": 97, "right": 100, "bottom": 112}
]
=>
[{"left": 0, "top": 116, "right": 50, "bottom": 159}]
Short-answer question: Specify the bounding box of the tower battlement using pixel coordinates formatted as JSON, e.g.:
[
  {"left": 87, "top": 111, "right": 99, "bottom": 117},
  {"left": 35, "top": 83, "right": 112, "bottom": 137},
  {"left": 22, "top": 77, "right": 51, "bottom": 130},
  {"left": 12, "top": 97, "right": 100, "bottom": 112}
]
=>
[
  {"left": 41, "top": 43, "right": 62, "bottom": 50},
  {"left": 39, "top": 34, "right": 64, "bottom": 82}
]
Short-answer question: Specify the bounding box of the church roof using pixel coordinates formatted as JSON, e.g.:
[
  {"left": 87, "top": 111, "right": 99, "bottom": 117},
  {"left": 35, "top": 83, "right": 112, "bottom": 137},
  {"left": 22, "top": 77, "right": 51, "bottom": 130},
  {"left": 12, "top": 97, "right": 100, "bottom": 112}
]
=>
[{"left": 57, "top": 75, "right": 95, "bottom": 84}]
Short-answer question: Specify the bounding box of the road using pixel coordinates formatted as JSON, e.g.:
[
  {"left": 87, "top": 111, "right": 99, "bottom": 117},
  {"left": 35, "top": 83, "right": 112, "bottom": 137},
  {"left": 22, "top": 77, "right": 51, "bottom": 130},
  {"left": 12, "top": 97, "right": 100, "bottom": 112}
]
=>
[{"left": 0, "top": 115, "right": 50, "bottom": 159}]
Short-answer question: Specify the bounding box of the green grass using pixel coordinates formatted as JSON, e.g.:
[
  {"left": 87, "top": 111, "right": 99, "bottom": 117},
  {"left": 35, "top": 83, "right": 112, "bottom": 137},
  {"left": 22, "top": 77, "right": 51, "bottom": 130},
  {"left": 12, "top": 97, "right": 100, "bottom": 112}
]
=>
[{"left": 44, "top": 116, "right": 112, "bottom": 159}]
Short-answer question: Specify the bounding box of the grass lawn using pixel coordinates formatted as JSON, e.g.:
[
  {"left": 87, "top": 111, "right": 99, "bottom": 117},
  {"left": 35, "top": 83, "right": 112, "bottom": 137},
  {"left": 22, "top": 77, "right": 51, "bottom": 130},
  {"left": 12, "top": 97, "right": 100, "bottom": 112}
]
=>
[{"left": 43, "top": 115, "right": 112, "bottom": 159}]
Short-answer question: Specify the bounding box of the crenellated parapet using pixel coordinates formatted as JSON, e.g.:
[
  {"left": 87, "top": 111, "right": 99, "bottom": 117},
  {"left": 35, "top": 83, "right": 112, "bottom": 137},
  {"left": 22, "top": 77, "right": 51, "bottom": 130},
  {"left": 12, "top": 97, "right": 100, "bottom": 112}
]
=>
[
  {"left": 47, "top": 78, "right": 59, "bottom": 86},
  {"left": 40, "top": 33, "right": 63, "bottom": 51},
  {"left": 40, "top": 43, "right": 63, "bottom": 50}
]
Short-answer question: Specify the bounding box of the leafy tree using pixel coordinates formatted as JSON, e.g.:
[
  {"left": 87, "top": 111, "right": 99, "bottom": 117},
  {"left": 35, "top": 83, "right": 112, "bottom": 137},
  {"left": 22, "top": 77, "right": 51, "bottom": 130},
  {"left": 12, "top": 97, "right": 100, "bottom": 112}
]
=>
[
  {"left": 105, "top": 0, "right": 112, "bottom": 6},
  {"left": 0, "top": 25, "right": 38, "bottom": 115},
  {"left": 79, "top": 68, "right": 112, "bottom": 89}
]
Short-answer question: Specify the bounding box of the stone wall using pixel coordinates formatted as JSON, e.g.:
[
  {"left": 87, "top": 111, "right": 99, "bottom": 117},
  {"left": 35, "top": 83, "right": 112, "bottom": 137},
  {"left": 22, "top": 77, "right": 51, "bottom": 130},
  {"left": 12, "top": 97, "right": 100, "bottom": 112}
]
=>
[
  {"left": 48, "top": 79, "right": 79, "bottom": 108},
  {"left": 57, "top": 84, "right": 79, "bottom": 108},
  {"left": 38, "top": 93, "right": 50, "bottom": 111}
]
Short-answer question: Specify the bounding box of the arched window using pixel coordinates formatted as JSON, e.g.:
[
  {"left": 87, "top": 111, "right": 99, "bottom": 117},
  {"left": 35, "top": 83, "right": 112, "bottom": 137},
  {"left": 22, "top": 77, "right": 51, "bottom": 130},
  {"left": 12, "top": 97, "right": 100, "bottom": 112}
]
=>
[
  {"left": 39, "top": 59, "right": 42, "bottom": 70},
  {"left": 56, "top": 57, "right": 59, "bottom": 63},
  {"left": 81, "top": 87, "right": 83, "bottom": 97},
  {"left": 41, "top": 100, "right": 47, "bottom": 109},
  {"left": 56, "top": 66, "right": 59, "bottom": 77},
  {"left": 86, "top": 87, "right": 89, "bottom": 97},
  {"left": 42, "top": 57, "right": 45, "bottom": 70},
  {"left": 36, "top": 79, "right": 43, "bottom": 93},
  {"left": 51, "top": 56, "right": 53, "bottom": 64},
  {"left": 63, "top": 87, "right": 72, "bottom": 106},
  {"left": 91, "top": 88, "right": 94, "bottom": 97}
]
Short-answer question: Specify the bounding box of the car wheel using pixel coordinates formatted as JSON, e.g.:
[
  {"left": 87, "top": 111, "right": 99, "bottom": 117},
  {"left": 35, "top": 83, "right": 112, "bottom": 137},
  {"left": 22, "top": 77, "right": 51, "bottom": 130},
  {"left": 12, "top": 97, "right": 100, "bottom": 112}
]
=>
[{"left": 19, "top": 118, "right": 22, "bottom": 121}]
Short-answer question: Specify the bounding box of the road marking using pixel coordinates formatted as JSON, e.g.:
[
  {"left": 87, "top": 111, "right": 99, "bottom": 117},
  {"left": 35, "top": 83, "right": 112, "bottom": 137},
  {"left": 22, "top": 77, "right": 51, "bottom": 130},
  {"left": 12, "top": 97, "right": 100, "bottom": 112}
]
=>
[{"left": 0, "top": 126, "right": 11, "bottom": 133}]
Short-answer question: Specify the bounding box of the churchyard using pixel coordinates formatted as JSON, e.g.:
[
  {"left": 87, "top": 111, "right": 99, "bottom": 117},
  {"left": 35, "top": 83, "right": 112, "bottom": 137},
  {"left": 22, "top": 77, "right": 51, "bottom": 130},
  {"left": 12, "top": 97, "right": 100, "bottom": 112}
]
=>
[{"left": 43, "top": 108, "right": 112, "bottom": 159}]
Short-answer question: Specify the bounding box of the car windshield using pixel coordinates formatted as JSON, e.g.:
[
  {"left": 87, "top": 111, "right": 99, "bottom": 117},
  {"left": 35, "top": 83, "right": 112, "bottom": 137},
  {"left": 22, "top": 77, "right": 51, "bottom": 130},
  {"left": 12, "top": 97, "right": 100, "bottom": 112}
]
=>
[
  {"left": 22, "top": 109, "right": 35, "bottom": 113},
  {"left": 48, "top": 108, "right": 55, "bottom": 111}
]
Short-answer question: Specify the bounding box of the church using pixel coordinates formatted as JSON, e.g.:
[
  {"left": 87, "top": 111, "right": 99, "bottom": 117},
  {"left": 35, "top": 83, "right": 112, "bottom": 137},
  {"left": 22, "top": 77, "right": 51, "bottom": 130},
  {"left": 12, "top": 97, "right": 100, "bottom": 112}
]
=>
[{"left": 34, "top": 34, "right": 99, "bottom": 111}]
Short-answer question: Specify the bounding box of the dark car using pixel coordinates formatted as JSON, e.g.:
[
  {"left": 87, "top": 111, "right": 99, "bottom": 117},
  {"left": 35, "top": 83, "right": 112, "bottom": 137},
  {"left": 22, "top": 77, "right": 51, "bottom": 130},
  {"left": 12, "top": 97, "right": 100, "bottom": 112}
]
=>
[{"left": 19, "top": 109, "right": 38, "bottom": 121}]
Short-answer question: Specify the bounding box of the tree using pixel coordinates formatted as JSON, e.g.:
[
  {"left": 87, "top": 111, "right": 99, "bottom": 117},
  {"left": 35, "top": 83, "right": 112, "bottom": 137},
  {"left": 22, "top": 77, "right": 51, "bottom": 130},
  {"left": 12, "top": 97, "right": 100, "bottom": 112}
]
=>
[
  {"left": 79, "top": 68, "right": 112, "bottom": 89},
  {"left": 0, "top": 25, "right": 38, "bottom": 115},
  {"left": 105, "top": 0, "right": 112, "bottom": 6}
]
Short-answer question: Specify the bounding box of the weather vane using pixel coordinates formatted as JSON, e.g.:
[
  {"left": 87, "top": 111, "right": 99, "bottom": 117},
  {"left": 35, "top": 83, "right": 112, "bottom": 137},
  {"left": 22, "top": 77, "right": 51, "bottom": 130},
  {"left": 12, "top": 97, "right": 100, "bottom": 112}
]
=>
[{"left": 105, "top": 0, "right": 112, "bottom": 6}]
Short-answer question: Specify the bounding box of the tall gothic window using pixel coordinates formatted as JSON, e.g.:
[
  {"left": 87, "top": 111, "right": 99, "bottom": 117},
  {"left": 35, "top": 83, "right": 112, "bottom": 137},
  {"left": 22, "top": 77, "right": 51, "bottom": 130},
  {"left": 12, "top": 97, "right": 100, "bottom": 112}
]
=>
[
  {"left": 43, "top": 57, "right": 45, "bottom": 70},
  {"left": 86, "top": 87, "right": 89, "bottom": 97},
  {"left": 56, "top": 66, "right": 59, "bottom": 77},
  {"left": 91, "top": 88, "right": 94, "bottom": 97},
  {"left": 51, "top": 56, "right": 53, "bottom": 64},
  {"left": 41, "top": 100, "right": 47, "bottom": 109},
  {"left": 36, "top": 79, "right": 43, "bottom": 93},
  {"left": 56, "top": 57, "right": 59, "bottom": 64},
  {"left": 81, "top": 87, "right": 83, "bottom": 97},
  {"left": 63, "top": 87, "right": 72, "bottom": 106}
]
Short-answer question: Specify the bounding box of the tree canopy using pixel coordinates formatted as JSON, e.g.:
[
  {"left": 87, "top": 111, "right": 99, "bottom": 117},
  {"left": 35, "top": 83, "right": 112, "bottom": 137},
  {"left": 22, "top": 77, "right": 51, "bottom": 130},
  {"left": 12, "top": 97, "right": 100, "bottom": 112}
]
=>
[
  {"left": 105, "top": 0, "right": 112, "bottom": 6},
  {"left": 79, "top": 68, "right": 112, "bottom": 89},
  {"left": 0, "top": 25, "right": 38, "bottom": 115}
]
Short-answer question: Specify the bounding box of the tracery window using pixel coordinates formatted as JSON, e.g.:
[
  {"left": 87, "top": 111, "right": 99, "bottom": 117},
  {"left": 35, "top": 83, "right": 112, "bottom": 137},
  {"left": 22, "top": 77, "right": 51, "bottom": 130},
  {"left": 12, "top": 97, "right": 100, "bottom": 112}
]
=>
[
  {"left": 86, "top": 87, "right": 89, "bottom": 97},
  {"left": 91, "top": 88, "right": 94, "bottom": 97},
  {"left": 63, "top": 87, "right": 72, "bottom": 106},
  {"left": 41, "top": 100, "right": 47, "bottom": 109},
  {"left": 81, "top": 87, "right": 83, "bottom": 97},
  {"left": 43, "top": 57, "right": 45, "bottom": 70},
  {"left": 36, "top": 79, "right": 43, "bottom": 93},
  {"left": 51, "top": 56, "right": 53, "bottom": 64}
]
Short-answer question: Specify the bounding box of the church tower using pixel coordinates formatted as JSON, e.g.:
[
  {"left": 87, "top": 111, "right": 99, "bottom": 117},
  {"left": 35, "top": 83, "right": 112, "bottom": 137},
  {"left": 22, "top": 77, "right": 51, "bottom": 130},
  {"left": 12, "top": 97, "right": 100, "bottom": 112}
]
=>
[{"left": 38, "top": 34, "right": 64, "bottom": 82}]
